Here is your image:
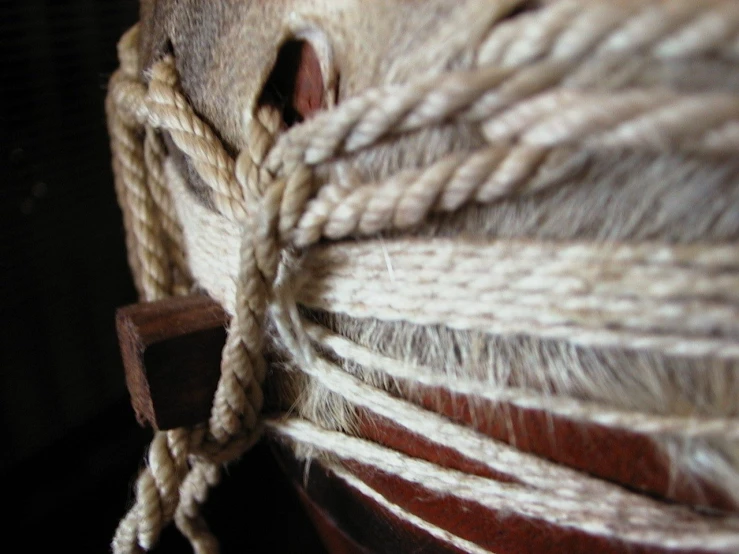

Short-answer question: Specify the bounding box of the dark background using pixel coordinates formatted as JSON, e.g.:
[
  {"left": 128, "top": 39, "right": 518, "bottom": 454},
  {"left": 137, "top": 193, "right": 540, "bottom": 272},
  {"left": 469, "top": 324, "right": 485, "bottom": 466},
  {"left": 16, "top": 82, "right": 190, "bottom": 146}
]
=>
[{"left": 1, "top": 1, "right": 324, "bottom": 551}]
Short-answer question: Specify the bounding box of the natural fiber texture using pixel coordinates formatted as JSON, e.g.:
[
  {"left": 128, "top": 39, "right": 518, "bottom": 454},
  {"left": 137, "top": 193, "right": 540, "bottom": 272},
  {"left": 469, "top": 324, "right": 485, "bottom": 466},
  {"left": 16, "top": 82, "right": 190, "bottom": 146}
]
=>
[
  {"left": 105, "top": 1, "right": 739, "bottom": 551},
  {"left": 298, "top": 238, "right": 739, "bottom": 359}
]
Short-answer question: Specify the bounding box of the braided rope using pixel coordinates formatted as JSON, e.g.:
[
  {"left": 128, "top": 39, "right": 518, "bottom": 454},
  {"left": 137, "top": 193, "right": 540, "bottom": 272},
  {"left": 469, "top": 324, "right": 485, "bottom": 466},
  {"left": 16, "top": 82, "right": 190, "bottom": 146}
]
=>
[{"left": 105, "top": 1, "right": 739, "bottom": 551}]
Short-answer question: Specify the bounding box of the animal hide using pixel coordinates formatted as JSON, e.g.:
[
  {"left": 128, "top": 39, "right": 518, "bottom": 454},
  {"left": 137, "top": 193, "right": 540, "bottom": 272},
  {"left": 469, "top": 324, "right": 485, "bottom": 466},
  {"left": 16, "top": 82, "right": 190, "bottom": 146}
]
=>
[{"left": 137, "top": 0, "right": 739, "bottom": 514}]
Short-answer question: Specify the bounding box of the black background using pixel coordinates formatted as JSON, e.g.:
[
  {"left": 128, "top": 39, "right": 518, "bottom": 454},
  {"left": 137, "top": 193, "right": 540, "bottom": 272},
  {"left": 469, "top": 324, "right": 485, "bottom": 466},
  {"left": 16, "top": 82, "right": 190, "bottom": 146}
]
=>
[{"left": 1, "top": 1, "right": 324, "bottom": 551}]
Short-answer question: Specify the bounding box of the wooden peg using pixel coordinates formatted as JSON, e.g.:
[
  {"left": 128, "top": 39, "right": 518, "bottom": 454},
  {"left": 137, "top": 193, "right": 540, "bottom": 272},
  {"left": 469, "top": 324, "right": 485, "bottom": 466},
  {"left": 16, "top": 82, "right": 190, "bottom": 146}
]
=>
[{"left": 116, "top": 295, "right": 228, "bottom": 430}]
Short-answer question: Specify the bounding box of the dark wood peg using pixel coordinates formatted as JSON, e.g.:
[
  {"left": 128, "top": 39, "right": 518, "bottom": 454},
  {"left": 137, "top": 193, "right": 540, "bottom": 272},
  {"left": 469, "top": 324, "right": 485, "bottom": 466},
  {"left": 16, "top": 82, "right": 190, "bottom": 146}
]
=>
[{"left": 116, "top": 295, "right": 228, "bottom": 430}]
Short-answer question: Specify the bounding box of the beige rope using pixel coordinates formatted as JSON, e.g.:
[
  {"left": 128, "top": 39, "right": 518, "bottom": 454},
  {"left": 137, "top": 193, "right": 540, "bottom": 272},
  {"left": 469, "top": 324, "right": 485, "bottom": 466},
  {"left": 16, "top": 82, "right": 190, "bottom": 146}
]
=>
[
  {"left": 303, "top": 320, "right": 739, "bottom": 439},
  {"left": 476, "top": 0, "right": 739, "bottom": 68},
  {"left": 107, "top": 28, "right": 231, "bottom": 553},
  {"left": 298, "top": 238, "right": 739, "bottom": 359},
  {"left": 174, "top": 460, "right": 221, "bottom": 554},
  {"left": 482, "top": 89, "right": 739, "bottom": 152},
  {"left": 146, "top": 60, "right": 246, "bottom": 222},
  {"left": 109, "top": 26, "right": 301, "bottom": 548},
  {"left": 106, "top": 96, "right": 169, "bottom": 299},
  {"left": 294, "top": 144, "right": 582, "bottom": 245},
  {"left": 143, "top": 128, "right": 191, "bottom": 291},
  {"left": 327, "top": 466, "right": 497, "bottom": 554},
  {"left": 266, "top": 1, "right": 739, "bottom": 173},
  {"left": 105, "top": 1, "right": 739, "bottom": 550},
  {"left": 266, "top": 418, "right": 739, "bottom": 551}
]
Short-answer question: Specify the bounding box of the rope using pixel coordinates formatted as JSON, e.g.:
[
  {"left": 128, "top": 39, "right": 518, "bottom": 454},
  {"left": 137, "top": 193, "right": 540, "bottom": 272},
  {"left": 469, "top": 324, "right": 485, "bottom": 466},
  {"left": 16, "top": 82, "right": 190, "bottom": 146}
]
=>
[
  {"left": 303, "top": 320, "right": 739, "bottom": 439},
  {"left": 146, "top": 59, "right": 246, "bottom": 222},
  {"left": 144, "top": 128, "right": 191, "bottom": 291},
  {"left": 105, "top": 1, "right": 739, "bottom": 550},
  {"left": 265, "top": 0, "right": 739, "bottom": 173},
  {"left": 293, "top": 144, "right": 583, "bottom": 245},
  {"left": 266, "top": 418, "right": 739, "bottom": 551},
  {"left": 272, "top": 342, "right": 732, "bottom": 504},
  {"left": 298, "top": 238, "right": 739, "bottom": 359},
  {"left": 476, "top": 0, "right": 739, "bottom": 68}
]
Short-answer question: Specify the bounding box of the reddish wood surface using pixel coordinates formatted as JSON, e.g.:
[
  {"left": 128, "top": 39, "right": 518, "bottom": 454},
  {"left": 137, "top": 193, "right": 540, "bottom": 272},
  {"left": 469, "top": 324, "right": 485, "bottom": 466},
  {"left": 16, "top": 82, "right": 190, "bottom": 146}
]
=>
[
  {"left": 292, "top": 40, "right": 326, "bottom": 120},
  {"left": 272, "top": 442, "right": 471, "bottom": 554},
  {"left": 116, "top": 295, "right": 228, "bottom": 430},
  {"left": 271, "top": 439, "right": 722, "bottom": 554},
  {"left": 409, "top": 385, "right": 737, "bottom": 512},
  {"left": 295, "top": 486, "right": 371, "bottom": 554}
]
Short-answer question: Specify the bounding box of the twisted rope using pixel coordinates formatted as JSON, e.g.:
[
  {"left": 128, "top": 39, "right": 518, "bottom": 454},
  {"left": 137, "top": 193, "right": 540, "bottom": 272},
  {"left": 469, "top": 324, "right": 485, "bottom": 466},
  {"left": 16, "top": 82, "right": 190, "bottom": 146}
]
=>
[
  {"left": 144, "top": 128, "right": 191, "bottom": 290},
  {"left": 107, "top": 28, "right": 239, "bottom": 553},
  {"left": 146, "top": 60, "right": 245, "bottom": 222},
  {"left": 266, "top": 0, "right": 739, "bottom": 173},
  {"left": 294, "top": 144, "right": 581, "bottom": 245},
  {"left": 106, "top": 1, "right": 739, "bottom": 550},
  {"left": 107, "top": 25, "right": 309, "bottom": 552}
]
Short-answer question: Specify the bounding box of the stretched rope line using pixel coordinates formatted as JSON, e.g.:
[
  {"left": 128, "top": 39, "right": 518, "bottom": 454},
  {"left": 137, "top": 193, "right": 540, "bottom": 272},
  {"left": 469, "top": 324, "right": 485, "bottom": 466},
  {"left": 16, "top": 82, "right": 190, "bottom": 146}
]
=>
[
  {"left": 268, "top": 330, "right": 733, "bottom": 509},
  {"left": 298, "top": 238, "right": 739, "bottom": 359}
]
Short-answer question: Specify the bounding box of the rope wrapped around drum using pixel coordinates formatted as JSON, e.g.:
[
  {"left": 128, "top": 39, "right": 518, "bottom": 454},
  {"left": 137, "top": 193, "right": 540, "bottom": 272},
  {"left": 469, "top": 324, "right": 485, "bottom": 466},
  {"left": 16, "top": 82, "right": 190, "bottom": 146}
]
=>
[{"left": 106, "top": 1, "right": 739, "bottom": 552}]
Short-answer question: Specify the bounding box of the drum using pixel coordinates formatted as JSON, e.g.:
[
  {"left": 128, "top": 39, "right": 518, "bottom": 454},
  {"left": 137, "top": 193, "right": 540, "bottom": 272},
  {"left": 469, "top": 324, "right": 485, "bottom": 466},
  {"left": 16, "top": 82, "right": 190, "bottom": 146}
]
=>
[{"left": 107, "top": 1, "right": 739, "bottom": 552}]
